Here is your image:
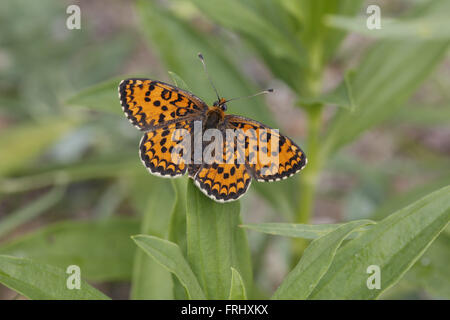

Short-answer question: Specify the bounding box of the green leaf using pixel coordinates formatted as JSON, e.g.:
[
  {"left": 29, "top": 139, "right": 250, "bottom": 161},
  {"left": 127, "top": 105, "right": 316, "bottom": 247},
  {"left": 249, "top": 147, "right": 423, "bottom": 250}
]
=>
[
  {"left": 272, "top": 219, "right": 374, "bottom": 299},
  {"left": 326, "top": 16, "right": 450, "bottom": 40},
  {"left": 132, "top": 235, "right": 206, "bottom": 299},
  {"left": 0, "top": 155, "right": 138, "bottom": 194},
  {"left": 229, "top": 267, "right": 247, "bottom": 300},
  {"left": 0, "top": 118, "right": 76, "bottom": 176},
  {"left": 0, "top": 255, "right": 109, "bottom": 300},
  {"left": 0, "top": 185, "right": 65, "bottom": 238},
  {"left": 168, "top": 71, "right": 191, "bottom": 91},
  {"left": 189, "top": 0, "right": 303, "bottom": 63},
  {"left": 241, "top": 220, "right": 374, "bottom": 240},
  {"left": 301, "top": 70, "right": 356, "bottom": 110},
  {"left": 323, "top": 40, "right": 448, "bottom": 154},
  {"left": 168, "top": 177, "right": 189, "bottom": 299},
  {"left": 0, "top": 218, "right": 139, "bottom": 282},
  {"left": 323, "top": 1, "right": 450, "bottom": 154},
  {"left": 130, "top": 178, "right": 175, "bottom": 300},
  {"left": 309, "top": 185, "right": 450, "bottom": 299},
  {"left": 65, "top": 75, "right": 142, "bottom": 115},
  {"left": 186, "top": 179, "right": 252, "bottom": 299}
]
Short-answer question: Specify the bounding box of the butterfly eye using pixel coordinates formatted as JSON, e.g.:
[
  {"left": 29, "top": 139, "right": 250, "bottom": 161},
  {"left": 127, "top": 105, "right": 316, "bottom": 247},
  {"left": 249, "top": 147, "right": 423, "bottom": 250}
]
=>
[{"left": 221, "top": 103, "right": 227, "bottom": 111}]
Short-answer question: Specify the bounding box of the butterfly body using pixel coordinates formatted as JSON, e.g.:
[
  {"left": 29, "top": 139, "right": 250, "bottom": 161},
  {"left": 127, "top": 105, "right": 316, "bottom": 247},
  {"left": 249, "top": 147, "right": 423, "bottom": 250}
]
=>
[{"left": 119, "top": 78, "right": 307, "bottom": 202}]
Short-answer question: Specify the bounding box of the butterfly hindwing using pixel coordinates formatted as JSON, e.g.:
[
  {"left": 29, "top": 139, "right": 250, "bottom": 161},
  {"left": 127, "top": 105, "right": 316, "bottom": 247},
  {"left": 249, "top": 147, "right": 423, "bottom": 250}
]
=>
[
  {"left": 193, "top": 163, "right": 252, "bottom": 202},
  {"left": 225, "top": 115, "right": 307, "bottom": 182},
  {"left": 140, "top": 120, "right": 194, "bottom": 178},
  {"left": 119, "top": 78, "right": 207, "bottom": 130}
]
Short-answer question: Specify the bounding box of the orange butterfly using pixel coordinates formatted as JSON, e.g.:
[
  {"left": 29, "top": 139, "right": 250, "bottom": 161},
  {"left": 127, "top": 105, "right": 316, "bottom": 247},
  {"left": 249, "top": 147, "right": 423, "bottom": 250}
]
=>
[{"left": 118, "top": 55, "right": 307, "bottom": 202}]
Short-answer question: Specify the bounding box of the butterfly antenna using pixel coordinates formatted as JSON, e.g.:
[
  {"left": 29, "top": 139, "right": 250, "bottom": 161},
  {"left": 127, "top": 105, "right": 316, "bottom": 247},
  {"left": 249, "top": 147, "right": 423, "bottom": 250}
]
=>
[
  {"left": 224, "top": 89, "right": 274, "bottom": 104},
  {"left": 198, "top": 53, "right": 221, "bottom": 101}
]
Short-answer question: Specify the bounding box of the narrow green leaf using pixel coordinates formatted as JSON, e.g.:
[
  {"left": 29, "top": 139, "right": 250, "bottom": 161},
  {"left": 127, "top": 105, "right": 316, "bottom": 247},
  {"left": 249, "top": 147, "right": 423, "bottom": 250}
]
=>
[
  {"left": 229, "top": 267, "right": 247, "bottom": 300},
  {"left": 309, "top": 186, "right": 450, "bottom": 299},
  {"left": 168, "top": 177, "right": 188, "bottom": 299},
  {"left": 272, "top": 220, "right": 374, "bottom": 299},
  {"left": 0, "top": 185, "right": 65, "bottom": 238},
  {"left": 0, "top": 255, "right": 109, "bottom": 300},
  {"left": 326, "top": 16, "right": 450, "bottom": 40},
  {"left": 65, "top": 75, "right": 143, "bottom": 115},
  {"left": 190, "top": 0, "right": 303, "bottom": 63},
  {"left": 301, "top": 70, "right": 356, "bottom": 110},
  {"left": 0, "top": 218, "right": 138, "bottom": 282},
  {"left": 132, "top": 235, "right": 206, "bottom": 299},
  {"left": 130, "top": 178, "right": 175, "bottom": 300},
  {"left": 323, "top": 1, "right": 450, "bottom": 153},
  {"left": 168, "top": 71, "right": 191, "bottom": 91},
  {"left": 241, "top": 220, "right": 374, "bottom": 240},
  {"left": 0, "top": 118, "right": 76, "bottom": 176},
  {"left": 186, "top": 180, "right": 252, "bottom": 299}
]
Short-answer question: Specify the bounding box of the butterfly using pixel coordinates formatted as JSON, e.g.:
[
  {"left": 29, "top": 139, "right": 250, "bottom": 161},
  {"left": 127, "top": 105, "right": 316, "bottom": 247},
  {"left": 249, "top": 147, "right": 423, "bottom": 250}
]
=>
[{"left": 118, "top": 57, "right": 307, "bottom": 203}]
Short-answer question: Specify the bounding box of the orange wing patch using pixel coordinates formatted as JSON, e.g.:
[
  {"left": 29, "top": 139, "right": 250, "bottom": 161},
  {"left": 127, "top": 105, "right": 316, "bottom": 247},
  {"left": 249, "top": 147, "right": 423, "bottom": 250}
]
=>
[
  {"left": 140, "top": 120, "right": 193, "bottom": 177},
  {"left": 119, "top": 78, "right": 207, "bottom": 130},
  {"left": 226, "top": 115, "right": 307, "bottom": 182},
  {"left": 194, "top": 163, "right": 252, "bottom": 202}
]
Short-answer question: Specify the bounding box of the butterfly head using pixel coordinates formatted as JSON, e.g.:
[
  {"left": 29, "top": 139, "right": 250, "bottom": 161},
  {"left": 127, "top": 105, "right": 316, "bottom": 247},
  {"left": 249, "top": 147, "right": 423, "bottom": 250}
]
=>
[{"left": 213, "top": 97, "right": 228, "bottom": 112}]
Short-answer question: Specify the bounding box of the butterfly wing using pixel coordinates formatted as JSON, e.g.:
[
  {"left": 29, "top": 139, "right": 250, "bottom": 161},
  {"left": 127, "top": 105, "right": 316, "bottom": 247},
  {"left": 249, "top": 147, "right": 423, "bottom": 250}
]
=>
[
  {"left": 225, "top": 115, "right": 307, "bottom": 182},
  {"left": 119, "top": 78, "right": 208, "bottom": 130},
  {"left": 193, "top": 163, "right": 252, "bottom": 202},
  {"left": 140, "top": 119, "right": 194, "bottom": 177}
]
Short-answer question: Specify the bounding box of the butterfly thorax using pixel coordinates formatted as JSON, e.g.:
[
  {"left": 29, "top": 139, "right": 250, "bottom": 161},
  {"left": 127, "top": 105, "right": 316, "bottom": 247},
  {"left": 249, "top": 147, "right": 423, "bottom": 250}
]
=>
[{"left": 205, "top": 106, "right": 225, "bottom": 129}]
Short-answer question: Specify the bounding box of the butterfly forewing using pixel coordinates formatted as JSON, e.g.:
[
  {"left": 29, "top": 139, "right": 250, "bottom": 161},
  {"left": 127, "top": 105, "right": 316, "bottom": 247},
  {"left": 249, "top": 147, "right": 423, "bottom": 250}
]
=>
[
  {"left": 225, "top": 115, "right": 307, "bottom": 182},
  {"left": 119, "top": 78, "right": 207, "bottom": 130}
]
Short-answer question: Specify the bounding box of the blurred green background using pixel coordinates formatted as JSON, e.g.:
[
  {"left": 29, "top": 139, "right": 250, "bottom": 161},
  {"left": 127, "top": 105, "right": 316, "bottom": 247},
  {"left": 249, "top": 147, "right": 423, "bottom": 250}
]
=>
[{"left": 0, "top": 0, "right": 449, "bottom": 299}]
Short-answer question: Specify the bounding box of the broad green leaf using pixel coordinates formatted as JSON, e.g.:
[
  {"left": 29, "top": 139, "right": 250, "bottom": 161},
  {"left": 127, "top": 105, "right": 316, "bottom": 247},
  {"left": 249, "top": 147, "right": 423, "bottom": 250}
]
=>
[
  {"left": 132, "top": 235, "right": 206, "bottom": 299},
  {"left": 0, "top": 118, "right": 76, "bottom": 176},
  {"left": 241, "top": 221, "right": 374, "bottom": 240},
  {"left": 0, "top": 185, "right": 65, "bottom": 238},
  {"left": 326, "top": 16, "right": 450, "bottom": 40},
  {"left": 130, "top": 178, "right": 175, "bottom": 300},
  {"left": 229, "top": 267, "right": 247, "bottom": 300},
  {"left": 0, "top": 255, "right": 109, "bottom": 300},
  {"left": 186, "top": 180, "right": 252, "bottom": 299},
  {"left": 309, "top": 185, "right": 450, "bottom": 299},
  {"left": 0, "top": 218, "right": 138, "bottom": 282},
  {"left": 272, "top": 219, "right": 374, "bottom": 299}
]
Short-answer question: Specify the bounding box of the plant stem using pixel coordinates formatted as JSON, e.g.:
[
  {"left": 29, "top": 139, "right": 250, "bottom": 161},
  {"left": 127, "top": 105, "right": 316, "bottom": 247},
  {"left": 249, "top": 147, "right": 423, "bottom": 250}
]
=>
[
  {"left": 292, "top": 39, "right": 324, "bottom": 261},
  {"left": 292, "top": 105, "right": 323, "bottom": 260}
]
